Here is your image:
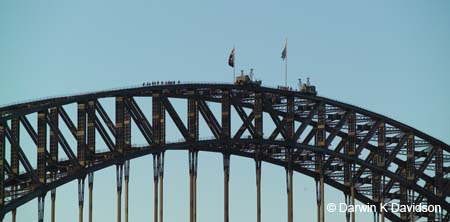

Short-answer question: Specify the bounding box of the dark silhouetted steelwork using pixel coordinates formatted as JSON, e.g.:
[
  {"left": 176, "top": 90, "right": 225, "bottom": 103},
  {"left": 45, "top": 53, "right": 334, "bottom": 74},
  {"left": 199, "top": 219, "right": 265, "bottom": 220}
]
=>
[{"left": 0, "top": 82, "right": 449, "bottom": 222}]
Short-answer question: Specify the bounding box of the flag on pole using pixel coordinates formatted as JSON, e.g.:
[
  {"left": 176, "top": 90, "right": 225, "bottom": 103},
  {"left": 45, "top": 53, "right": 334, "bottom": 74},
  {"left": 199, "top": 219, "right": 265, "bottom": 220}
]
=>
[
  {"left": 281, "top": 40, "right": 287, "bottom": 60},
  {"left": 228, "top": 48, "right": 235, "bottom": 67},
  {"left": 281, "top": 38, "right": 288, "bottom": 86}
]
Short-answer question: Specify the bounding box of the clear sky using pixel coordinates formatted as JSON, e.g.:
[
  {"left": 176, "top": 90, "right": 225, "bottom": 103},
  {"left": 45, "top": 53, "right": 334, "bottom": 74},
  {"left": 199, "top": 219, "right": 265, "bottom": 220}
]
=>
[{"left": 1, "top": 1, "right": 449, "bottom": 222}]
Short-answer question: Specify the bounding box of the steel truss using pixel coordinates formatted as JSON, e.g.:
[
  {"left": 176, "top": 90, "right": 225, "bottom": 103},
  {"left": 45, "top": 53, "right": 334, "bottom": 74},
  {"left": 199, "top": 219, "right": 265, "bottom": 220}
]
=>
[{"left": 0, "top": 83, "right": 449, "bottom": 222}]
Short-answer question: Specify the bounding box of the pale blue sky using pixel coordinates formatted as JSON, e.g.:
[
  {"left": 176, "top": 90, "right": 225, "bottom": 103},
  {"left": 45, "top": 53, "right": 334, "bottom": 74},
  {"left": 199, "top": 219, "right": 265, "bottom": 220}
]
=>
[{"left": 1, "top": 1, "right": 449, "bottom": 222}]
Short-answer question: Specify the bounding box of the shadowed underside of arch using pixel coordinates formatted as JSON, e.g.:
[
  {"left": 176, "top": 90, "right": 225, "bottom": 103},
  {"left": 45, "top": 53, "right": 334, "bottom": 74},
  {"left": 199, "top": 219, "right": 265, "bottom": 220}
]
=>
[{"left": 0, "top": 83, "right": 449, "bottom": 222}]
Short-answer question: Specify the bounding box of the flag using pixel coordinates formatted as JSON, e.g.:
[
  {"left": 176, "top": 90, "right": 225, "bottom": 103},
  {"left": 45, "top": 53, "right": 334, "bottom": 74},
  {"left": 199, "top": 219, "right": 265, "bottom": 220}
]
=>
[
  {"left": 281, "top": 40, "right": 287, "bottom": 60},
  {"left": 228, "top": 47, "right": 235, "bottom": 67}
]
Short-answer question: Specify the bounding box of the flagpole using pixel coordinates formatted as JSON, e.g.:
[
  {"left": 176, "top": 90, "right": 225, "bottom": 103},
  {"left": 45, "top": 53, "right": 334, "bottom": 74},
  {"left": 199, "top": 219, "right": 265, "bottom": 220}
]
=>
[
  {"left": 285, "top": 50, "right": 287, "bottom": 87},
  {"left": 233, "top": 45, "right": 236, "bottom": 82},
  {"left": 233, "top": 65, "right": 236, "bottom": 82},
  {"left": 285, "top": 38, "right": 288, "bottom": 87}
]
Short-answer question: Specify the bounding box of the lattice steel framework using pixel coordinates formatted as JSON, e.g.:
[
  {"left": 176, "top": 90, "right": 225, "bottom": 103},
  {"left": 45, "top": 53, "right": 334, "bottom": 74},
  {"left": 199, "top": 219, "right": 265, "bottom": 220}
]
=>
[{"left": 0, "top": 83, "right": 449, "bottom": 222}]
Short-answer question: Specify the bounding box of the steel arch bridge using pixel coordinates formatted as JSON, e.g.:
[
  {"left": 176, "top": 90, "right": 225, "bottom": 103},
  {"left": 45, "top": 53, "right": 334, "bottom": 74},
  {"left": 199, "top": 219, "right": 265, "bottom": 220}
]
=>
[{"left": 0, "top": 83, "right": 449, "bottom": 222}]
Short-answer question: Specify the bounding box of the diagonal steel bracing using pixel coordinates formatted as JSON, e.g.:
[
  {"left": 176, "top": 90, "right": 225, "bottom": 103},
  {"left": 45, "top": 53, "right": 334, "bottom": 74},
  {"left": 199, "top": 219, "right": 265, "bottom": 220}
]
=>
[{"left": 0, "top": 84, "right": 448, "bottom": 222}]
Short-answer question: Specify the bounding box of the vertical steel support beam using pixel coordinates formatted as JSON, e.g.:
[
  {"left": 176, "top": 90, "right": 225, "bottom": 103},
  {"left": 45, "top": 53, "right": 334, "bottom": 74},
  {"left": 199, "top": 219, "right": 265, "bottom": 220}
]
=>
[
  {"left": 124, "top": 98, "right": 131, "bottom": 151},
  {"left": 344, "top": 194, "right": 350, "bottom": 222},
  {"left": 12, "top": 207, "right": 17, "bottom": 222},
  {"left": 189, "top": 150, "right": 198, "bottom": 222},
  {"left": 344, "top": 134, "right": 351, "bottom": 221},
  {"left": 123, "top": 98, "right": 131, "bottom": 222},
  {"left": 116, "top": 164, "right": 123, "bottom": 222},
  {"left": 222, "top": 89, "right": 231, "bottom": 222},
  {"left": 347, "top": 112, "right": 356, "bottom": 156},
  {"left": 286, "top": 96, "right": 294, "bottom": 222},
  {"left": 152, "top": 93, "right": 160, "bottom": 145},
  {"left": 49, "top": 108, "right": 58, "bottom": 164},
  {"left": 286, "top": 96, "right": 294, "bottom": 141},
  {"left": 153, "top": 92, "right": 166, "bottom": 145},
  {"left": 400, "top": 168, "right": 407, "bottom": 220},
  {"left": 254, "top": 92, "right": 263, "bottom": 222},
  {"left": 315, "top": 102, "right": 325, "bottom": 222},
  {"left": 189, "top": 151, "right": 193, "bottom": 222},
  {"left": 160, "top": 104, "right": 165, "bottom": 147},
  {"left": 152, "top": 92, "right": 161, "bottom": 222},
  {"left": 78, "top": 178, "right": 85, "bottom": 222},
  {"left": 408, "top": 189, "right": 414, "bottom": 222},
  {"left": 152, "top": 92, "right": 166, "bottom": 146},
  {"left": 427, "top": 183, "right": 435, "bottom": 222},
  {"left": 116, "top": 97, "right": 125, "bottom": 154},
  {"left": 372, "top": 122, "right": 383, "bottom": 220},
  {"left": 153, "top": 92, "right": 165, "bottom": 222},
  {"left": 189, "top": 157, "right": 194, "bottom": 222},
  {"left": 87, "top": 101, "right": 96, "bottom": 158},
  {"left": 38, "top": 111, "right": 47, "bottom": 184},
  {"left": 406, "top": 134, "right": 415, "bottom": 181},
  {"left": 50, "top": 189, "right": 56, "bottom": 222},
  {"left": 254, "top": 92, "right": 263, "bottom": 139},
  {"left": 406, "top": 134, "right": 415, "bottom": 222},
  {"left": 116, "top": 96, "right": 127, "bottom": 222},
  {"left": 77, "top": 103, "right": 87, "bottom": 222},
  {"left": 38, "top": 196, "right": 45, "bottom": 222},
  {"left": 159, "top": 152, "right": 165, "bottom": 222},
  {"left": 223, "top": 153, "right": 230, "bottom": 222},
  {"left": 221, "top": 90, "right": 231, "bottom": 140},
  {"left": 345, "top": 111, "right": 356, "bottom": 222},
  {"left": 11, "top": 117, "right": 19, "bottom": 175},
  {"left": 78, "top": 103, "right": 87, "bottom": 167},
  {"left": 350, "top": 184, "right": 355, "bottom": 222},
  {"left": 153, "top": 154, "right": 159, "bottom": 222},
  {"left": 87, "top": 101, "right": 95, "bottom": 222},
  {"left": 435, "top": 146, "right": 443, "bottom": 221},
  {"left": 435, "top": 147, "right": 443, "bottom": 197},
  {"left": 37, "top": 110, "right": 47, "bottom": 222},
  {"left": 11, "top": 118, "right": 20, "bottom": 222},
  {"left": 193, "top": 152, "right": 198, "bottom": 222},
  {"left": 372, "top": 129, "right": 381, "bottom": 202},
  {"left": 286, "top": 169, "right": 293, "bottom": 222},
  {"left": 124, "top": 160, "right": 130, "bottom": 222},
  {"left": 255, "top": 159, "right": 262, "bottom": 222},
  {"left": 343, "top": 128, "right": 351, "bottom": 187},
  {"left": 316, "top": 181, "right": 321, "bottom": 222},
  {"left": 0, "top": 122, "right": 5, "bottom": 210},
  {"left": 50, "top": 109, "right": 57, "bottom": 222},
  {"left": 88, "top": 173, "right": 94, "bottom": 222},
  {"left": 188, "top": 94, "right": 199, "bottom": 222},
  {"left": 377, "top": 122, "right": 385, "bottom": 222}
]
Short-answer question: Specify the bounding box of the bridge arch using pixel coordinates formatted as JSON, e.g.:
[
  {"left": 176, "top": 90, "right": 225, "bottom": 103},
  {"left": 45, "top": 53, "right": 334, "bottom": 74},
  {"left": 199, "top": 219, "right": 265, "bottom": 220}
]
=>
[{"left": 0, "top": 83, "right": 448, "bottom": 222}]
